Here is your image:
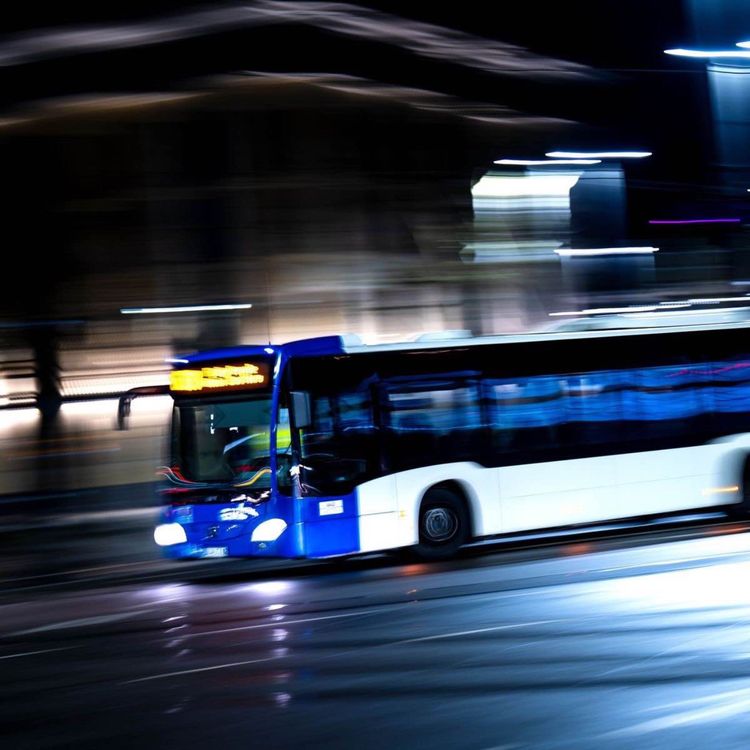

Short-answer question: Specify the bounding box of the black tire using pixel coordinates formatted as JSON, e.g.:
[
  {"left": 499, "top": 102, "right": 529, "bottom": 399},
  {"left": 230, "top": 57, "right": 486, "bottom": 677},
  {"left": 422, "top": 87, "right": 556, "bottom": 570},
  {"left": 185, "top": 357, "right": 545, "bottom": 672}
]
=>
[{"left": 415, "top": 487, "right": 469, "bottom": 560}]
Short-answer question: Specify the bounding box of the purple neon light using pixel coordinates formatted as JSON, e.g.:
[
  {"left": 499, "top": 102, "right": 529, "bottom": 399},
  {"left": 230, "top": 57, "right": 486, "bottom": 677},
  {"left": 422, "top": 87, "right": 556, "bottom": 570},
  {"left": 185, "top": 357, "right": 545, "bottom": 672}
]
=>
[{"left": 649, "top": 218, "right": 741, "bottom": 225}]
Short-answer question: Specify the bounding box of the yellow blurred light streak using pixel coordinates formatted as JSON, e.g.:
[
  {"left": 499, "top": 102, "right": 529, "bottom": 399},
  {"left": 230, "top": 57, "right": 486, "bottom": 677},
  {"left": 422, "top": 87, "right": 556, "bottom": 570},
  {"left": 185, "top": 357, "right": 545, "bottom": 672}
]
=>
[{"left": 702, "top": 486, "right": 740, "bottom": 496}]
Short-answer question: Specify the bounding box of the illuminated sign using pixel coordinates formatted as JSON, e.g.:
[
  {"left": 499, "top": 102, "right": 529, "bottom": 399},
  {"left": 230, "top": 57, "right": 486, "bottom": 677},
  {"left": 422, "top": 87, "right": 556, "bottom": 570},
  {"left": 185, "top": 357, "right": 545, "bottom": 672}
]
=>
[{"left": 170, "top": 363, "right": 269, "bottom": 392}]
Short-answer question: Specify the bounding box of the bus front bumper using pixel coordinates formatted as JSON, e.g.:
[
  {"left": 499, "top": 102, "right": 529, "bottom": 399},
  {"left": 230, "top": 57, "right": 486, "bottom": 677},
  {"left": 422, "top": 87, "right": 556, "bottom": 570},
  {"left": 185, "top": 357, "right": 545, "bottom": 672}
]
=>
[{"left": 154, "top": 507, "right": 300, "bottom": 558}]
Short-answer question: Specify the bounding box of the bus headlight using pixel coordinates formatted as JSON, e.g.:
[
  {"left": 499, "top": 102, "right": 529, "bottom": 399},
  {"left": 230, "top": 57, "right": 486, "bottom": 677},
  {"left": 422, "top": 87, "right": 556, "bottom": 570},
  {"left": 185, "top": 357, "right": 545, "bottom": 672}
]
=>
[
  {"left": 251, "top": 518, "right": 287, "bottom": 542},
  {"left": 154, "top": 523, "right": 188, "bottom": 546}
]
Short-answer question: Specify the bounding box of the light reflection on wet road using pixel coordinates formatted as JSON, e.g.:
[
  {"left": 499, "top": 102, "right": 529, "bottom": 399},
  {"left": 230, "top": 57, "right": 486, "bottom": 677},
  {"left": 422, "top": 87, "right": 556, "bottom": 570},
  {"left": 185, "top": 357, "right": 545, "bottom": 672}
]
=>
[{"left": 3, "top": 527, "right": 750, "bottom": 749}]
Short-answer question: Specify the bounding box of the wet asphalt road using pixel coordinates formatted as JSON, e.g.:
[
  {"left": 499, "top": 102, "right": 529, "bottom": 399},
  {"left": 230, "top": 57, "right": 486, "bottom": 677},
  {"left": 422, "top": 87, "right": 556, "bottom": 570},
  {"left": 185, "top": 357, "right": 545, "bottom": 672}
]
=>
[
  {"left": 0, "top": 526, "right": 750, "bottom": 750},
  {"left": 4, "top": 524, "right": 750, "bottom": 750}
]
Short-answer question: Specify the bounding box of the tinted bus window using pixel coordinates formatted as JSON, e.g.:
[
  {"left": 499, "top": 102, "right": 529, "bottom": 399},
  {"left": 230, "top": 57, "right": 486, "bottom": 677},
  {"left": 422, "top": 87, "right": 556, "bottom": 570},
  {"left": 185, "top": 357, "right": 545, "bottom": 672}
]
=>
[
  {"left": 297, "top": 384, "right": 379, "bottom": 495},
  {"left": 382, "top": 379, "right": 482, "bottom": 471},
  {"left": 483, "top": 375, "right": 562, "bottom": 460}
]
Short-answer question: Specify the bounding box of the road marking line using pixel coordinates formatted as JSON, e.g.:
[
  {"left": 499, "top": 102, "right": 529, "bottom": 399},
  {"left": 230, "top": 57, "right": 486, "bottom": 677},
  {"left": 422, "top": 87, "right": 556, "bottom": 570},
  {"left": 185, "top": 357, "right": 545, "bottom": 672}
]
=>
[
  {"left": 8, "top": 611, "right": 150, "bottom": 636},
  {"left": 389, "top": 620, "right": 558, "bottom": 646},
  {"left": 0, "top": 646, "right": 76, "bottom": 660},
  {"left": 2, "top": 559, "right": 161, "bottom": 584},
  {"left": 121, "top": 656, "right": 278, "bottom": 684}
]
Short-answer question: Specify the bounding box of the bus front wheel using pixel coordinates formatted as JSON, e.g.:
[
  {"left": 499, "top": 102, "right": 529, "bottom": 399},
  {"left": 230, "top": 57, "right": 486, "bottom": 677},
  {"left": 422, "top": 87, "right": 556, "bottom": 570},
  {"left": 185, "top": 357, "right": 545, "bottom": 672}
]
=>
[{"left": 416, "top": 488, "right": 469, "bottom": 560}]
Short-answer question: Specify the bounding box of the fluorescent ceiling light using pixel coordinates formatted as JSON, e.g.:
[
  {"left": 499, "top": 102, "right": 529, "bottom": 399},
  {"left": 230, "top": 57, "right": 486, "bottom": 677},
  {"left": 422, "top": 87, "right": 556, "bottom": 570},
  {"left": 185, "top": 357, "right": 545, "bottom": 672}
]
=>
[
  {"left": 549, "top": 296, "right": 750, "bottom": 317},
  {"left": 121, "top": 303, "right": 253, "bottom": 314},
  {"left": 555, "top": 247, "right": 658, "bottom": 257},
  {"left": 649, "top": 218, "right": 740, "bottom": 225},
  {"left": 546, "top": 150, "right": 652, "bottom": 159},
  {"left": 665, "top": 48, "right": 750, "bottom": 58},
  {"left": 494, "top": 158, "right": 601, "bottom": 166},
  {"left": 687, "top": 296, "right": 750, "bottom": 304},
  {"left": 549, "top": 305, "right": 660, "bottom": 317}
]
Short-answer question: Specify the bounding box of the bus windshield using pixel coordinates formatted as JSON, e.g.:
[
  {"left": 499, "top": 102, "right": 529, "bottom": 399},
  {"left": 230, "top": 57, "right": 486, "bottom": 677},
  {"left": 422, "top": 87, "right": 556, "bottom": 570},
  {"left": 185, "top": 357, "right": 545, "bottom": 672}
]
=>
[{"left": 171, "top": 397, "right": 274, "bottom": 486}]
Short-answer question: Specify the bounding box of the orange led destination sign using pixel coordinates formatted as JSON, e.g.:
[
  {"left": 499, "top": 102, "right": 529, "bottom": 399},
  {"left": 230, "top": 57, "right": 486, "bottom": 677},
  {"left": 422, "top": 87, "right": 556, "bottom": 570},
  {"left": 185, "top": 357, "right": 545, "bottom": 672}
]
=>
[{"left": 170, "top": 363, "right": 269, "bottom": 392}]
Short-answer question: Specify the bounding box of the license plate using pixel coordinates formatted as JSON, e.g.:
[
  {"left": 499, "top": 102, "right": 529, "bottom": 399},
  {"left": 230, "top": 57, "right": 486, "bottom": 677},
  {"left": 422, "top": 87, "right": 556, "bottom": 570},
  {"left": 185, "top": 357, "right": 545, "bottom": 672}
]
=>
[{"left": 203, "top": 547, "right": 228, "bottom": 558}]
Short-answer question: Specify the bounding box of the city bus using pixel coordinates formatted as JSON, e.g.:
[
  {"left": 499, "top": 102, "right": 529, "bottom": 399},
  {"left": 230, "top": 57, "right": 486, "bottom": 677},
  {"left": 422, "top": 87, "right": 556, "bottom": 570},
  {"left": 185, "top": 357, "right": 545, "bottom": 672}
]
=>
[{"left": 141, "top": 324, "right": 750, "bottom": 561}]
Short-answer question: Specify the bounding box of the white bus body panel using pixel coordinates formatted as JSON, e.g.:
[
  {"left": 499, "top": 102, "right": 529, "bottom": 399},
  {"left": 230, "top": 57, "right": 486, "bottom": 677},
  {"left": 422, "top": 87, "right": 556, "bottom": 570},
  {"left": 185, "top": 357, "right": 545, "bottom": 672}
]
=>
[
  {"left": 356, "top": 475, "right": 405, "bottom": 553},
  {"left": 354, "top": 438, "right": 750, "bottom": 553},
  {"left": 615, "top": 445, "right": 722, "bottom": 516},
  {"left": 501, "top": 442, "right": 744, "bottom": 533},
  {"left": 498, "top": 456, "right": 618, "bottom": 532},
  {"left": 356, "top": 463, "right": 499, "bottom": 553}
]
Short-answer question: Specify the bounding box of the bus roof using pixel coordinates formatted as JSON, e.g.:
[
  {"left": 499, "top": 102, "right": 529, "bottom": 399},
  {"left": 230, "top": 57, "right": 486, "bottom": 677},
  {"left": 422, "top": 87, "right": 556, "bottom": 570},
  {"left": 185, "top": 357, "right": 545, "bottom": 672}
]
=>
[{"left": 175, "top": 320, "right": 750, "bottom": 365}]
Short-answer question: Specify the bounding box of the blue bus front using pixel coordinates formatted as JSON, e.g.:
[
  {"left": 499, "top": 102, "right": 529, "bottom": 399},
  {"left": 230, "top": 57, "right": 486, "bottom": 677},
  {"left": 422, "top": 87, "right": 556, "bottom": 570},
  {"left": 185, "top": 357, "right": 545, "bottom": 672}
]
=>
[{"left": 154, "top": 348, "right": 302, "bottom": 559}]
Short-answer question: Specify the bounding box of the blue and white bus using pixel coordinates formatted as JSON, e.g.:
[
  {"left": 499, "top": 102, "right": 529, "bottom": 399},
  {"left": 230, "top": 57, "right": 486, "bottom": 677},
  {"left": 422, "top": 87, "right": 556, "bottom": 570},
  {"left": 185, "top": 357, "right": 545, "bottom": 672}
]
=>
[{"left": 145, "top": 324, "right": 750, "bottom": 560}]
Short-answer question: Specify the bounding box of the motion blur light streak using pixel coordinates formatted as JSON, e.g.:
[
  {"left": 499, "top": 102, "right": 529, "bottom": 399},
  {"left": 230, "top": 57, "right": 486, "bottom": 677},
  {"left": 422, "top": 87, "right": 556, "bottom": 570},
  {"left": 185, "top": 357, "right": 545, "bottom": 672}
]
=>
[
  {"left": 686, "top": 296, "right": 750, "bottom": 304},
  {"left": 546, "top": 150, "right": 652, "bottom": 159},
  {"left": 555, "top": 247, "right": 659, "bottom": 257},
  {"left": 550, "top": 298, "right": 750, "bottom": 317},
  {"left": 664, "top": 48, "right": 750, "bottom": 58},
  {"left": 494, "top": 158, "right": 601, "bottom": 166},
  {"left": 120, "top": 303, "right": 253, "bottom": 314},
  {"left": 624, "top": 307, "right": 748, "bottom": 318},
  {"left": 550, "top": 306, "right": 660, "bottom": 316},
  {"left": 701, "top": 486, "right": 740, "bottom": 496},
  {"left": 0, "top": 1, "right": 594, "bottom": 79},
  {"left": 460, "top": 241, "right": 563, "bottom": 264},
  {"left": 649, "top": 218, "right": 741, "bottom": 225}
]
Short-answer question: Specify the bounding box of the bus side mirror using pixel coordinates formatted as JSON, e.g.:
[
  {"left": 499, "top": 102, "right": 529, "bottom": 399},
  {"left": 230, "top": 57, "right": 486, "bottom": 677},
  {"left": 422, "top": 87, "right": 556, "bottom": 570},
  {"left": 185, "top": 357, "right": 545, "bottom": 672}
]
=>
[
  {"left": 291, "top": 391, "right": 312, "bottom": 429},
  {"left": 116, "top": 385, "right": 170, "bottom": 430},
  {"left": 117, "top": 393, "right": 133, "bottom": 430}
]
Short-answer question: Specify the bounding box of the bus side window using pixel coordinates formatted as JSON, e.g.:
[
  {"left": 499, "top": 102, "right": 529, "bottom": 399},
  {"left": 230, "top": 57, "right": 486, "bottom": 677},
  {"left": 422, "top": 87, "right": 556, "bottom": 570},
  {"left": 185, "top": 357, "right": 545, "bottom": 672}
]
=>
[
  {"left": 298, "top": 387, "right": 378, "bottom": 494},
  {"left": 483, "top": 375, "right": 562, "bottom": 461},
  {"left": 383, "top": 380, "right": 482, "bottom": 471},
  {"left": 618, "top": 359, "right": 710, "bottom": 447},
  {"left": 706, "top": 356, "right": 750, "bottom": 437},
  {"left": 560, "top": 370, "right": 624, "bottom": 450}
]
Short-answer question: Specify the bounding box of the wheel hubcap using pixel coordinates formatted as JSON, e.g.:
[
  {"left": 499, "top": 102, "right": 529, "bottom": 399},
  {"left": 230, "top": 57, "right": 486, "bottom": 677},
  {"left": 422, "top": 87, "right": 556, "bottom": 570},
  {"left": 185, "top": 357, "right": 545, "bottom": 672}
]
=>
[{"left": 423, "top": 507, "right": 458, "bottom": 542}]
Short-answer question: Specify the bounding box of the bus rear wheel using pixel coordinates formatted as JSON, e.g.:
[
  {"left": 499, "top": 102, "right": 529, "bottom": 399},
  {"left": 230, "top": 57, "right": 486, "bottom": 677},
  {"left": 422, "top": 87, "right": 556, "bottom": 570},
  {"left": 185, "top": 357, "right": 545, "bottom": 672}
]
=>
[{"left": 416, "top": 488, "right": 469, "bottom": 560}]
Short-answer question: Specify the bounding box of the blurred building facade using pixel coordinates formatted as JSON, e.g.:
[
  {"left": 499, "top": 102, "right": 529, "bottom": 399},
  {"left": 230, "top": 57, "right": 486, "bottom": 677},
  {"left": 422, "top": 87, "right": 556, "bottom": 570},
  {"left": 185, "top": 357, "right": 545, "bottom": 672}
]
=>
[{"left": 2, "top": 4, "right": 750, "bottom": 495}]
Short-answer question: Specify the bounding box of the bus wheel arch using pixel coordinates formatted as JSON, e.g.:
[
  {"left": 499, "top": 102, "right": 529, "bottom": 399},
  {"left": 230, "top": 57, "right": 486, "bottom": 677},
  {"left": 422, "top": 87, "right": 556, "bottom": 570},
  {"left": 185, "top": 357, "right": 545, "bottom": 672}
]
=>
[{"left": 415, "top": 481, "right": 473, "bottom": 560}]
